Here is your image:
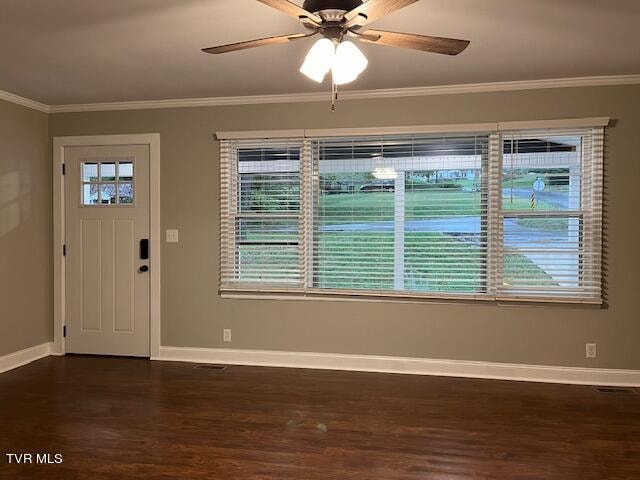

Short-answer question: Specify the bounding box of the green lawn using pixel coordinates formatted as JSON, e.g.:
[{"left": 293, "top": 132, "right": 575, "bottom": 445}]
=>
[
  {"left": 239, "top": 231, "right": 489, "bottom": 292},
  {"left": 503, "top": 173, "right": 570, "bottom": 191},
  {"left": 238, "top": 230, "right": 556, "bottom": 292},
  {"left": 237, "top": 180, "right": 562, "bottom": 290},
  {"left": 503, "top": 174, "right": 542, "bottom": 188},
  {"left": 515, "top": 217, "right": 569, "bottom": 230},
  {"left": 502, "top": 253, "right": 558, "bottom": 288},
  {"left": 316, "top": 232, "right": 477, "bottom": 291},
  {"left": 320, "top": 190, "right": 483, "bottom": 223},
  {"left": 312, "top": 232, "right": 555, "bottom": 292}
]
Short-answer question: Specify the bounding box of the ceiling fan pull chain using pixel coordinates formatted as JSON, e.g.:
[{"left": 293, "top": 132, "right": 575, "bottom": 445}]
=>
[{"left": 331, "top": 80, "right": 338, "bottom": 111}]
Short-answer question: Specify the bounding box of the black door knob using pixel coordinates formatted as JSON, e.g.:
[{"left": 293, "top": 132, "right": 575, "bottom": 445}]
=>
[{"left": 139, "top": 265, "right": 149, "bottom": 273}]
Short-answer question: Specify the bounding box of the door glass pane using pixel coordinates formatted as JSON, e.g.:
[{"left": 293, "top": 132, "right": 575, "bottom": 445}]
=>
[
  {"left": 100, "top": 183, "right": 116, "bottom": 204},
  {"left": 118, "top": 183, "right": 134, "bottom": 204},
  {"left": 82, "top": 184, "right": 97, "bottom": 205},
  {"left": 100, "top": 163, "right": 117, "bottom": 181},
  {"left": 118, "top": 162, "right": 134, "bottom": 181},
  {"left": 82, "top": 163, "right": 99, "bottom": 182}
]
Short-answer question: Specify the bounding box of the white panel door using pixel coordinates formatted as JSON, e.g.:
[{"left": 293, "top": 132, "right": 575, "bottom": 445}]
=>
[{"left": 65, "top": 145, "right": 150, "bottom": 356}]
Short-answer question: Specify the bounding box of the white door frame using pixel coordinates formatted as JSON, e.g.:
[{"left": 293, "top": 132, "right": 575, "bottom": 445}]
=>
[{"left": 53, "top": 134, "right": 161, "bottom": 358}]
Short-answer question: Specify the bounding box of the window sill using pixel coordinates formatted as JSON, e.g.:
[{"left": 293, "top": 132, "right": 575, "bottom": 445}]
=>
[{"left": 220, "top": 289, "right": 604, "bottom": 308}]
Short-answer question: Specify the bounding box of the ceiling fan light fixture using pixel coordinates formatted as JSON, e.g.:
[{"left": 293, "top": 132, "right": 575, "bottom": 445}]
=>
[
  {"left": 373, "top": 167, "right": 398, "bottom": 180},
  {"left": 204, "top": 0, "right": 470, "bottom": 107},
  {"left": 300, "top": 37, "right": 336, "bottom": 83},
  {"left": 331, "top": 40, "right": 368, "bottom": 85}
]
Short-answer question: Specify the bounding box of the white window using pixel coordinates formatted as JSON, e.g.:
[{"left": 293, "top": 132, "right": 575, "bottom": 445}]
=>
[
  {"left": 219, "top": 123, "right": 604, "bottom": 304},
  {"left": 220, "top": 140, "right": 303, "bottom": 288},
  {"left": 498, "top": 130, "right": 603, "bottom": 300},
  {"left": 311, "top": 134, "right": 489, "bottom": 295}
]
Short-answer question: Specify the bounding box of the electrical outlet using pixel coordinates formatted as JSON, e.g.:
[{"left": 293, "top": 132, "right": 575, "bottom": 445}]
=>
[
  {"left": 223, "top": 329, "right": 232, "bottom": 343},
  {"left": 586, "top": 343, "right": 597, "bottom": 359},
  {"left": 166, "top": 229, "right": 179, "bottom": 243}
]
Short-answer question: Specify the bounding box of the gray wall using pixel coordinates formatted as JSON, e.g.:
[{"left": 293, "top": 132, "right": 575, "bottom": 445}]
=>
[
  {"left": 49, "top": 84, "right": 640, "bottom": 369},
  {"left": 0, "top": 99, "right": 51, "bottom": 356}
]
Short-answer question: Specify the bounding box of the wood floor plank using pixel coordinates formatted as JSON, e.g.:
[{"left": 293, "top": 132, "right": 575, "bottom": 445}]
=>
[{"left": 0, "top": 356, "right": 639, "bottom": 479}]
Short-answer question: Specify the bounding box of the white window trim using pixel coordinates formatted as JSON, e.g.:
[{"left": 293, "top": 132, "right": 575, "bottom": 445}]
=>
[
  {"left": 216, "top": 118, "right": 610, "bottom": 140},
  {"left": 218, "top": 118, "right": 608, "bottom": 305}
]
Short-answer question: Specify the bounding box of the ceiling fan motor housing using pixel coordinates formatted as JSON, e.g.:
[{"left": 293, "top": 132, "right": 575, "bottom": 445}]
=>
[{"left": 302, "top": 0, "right": 363, "bottom": 15}]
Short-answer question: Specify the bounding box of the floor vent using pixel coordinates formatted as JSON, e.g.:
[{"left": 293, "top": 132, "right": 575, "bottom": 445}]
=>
[
  {"left": 193, "top": 364, "right": 227, "bottom": 371},
  {"left": 595, "top": 387, "right": 636, "bottom": 395}
]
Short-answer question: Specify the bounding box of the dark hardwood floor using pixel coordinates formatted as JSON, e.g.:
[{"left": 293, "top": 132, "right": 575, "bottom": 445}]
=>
[{"left": 1, "top": 356, "right": 639, "bottom": 480}]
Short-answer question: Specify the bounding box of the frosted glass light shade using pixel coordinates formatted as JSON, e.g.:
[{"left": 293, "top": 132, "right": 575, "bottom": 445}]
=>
[
  {"left": 300, "top": 38, "right": 336, "bottom": 83},
  {"left": 331, "top": 41, "right": 368, "bottom": 85}
]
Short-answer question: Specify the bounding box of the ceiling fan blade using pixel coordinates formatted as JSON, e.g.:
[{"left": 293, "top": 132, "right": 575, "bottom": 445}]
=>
[
  {"left": 358, "top": 29, "right": 470, "bottom": 55},
  {"left": 346, "top": 30, "right": 382, "bottom": 42},
  {"left": 256, "top": 0, "right": 322, "bottom": 25},
  {"left": 344, "top": 0, "right": 419, "bottom": 29},
  {"left": 203, "top": 32, "right": 316, "bottom": 54}
]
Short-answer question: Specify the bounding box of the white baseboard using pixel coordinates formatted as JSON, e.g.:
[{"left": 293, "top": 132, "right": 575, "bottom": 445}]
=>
[
  {"left": 2, "top": 343, "right": 636, "bottom": 387},
  {"left": 0, "top": 342, "right": 53, "bottom": 374},
  {"left": 156, "top": 346, "right": 640, "bottom": 387}
]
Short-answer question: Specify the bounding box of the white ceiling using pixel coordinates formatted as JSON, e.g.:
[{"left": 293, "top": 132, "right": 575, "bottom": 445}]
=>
[{"left": 1, "top": 0, "right": 639, "bottom": 106}]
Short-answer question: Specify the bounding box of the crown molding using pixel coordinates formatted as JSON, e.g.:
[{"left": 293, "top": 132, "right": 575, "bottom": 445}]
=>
[
  {"left": 46, "top": 74, "right": 640, "bottom": 113},
  {"left": 3, "top": 75, "right": 640, "bottom": 114},
  {"left": 0, "top": 89, "right": 49, "bottom": 113}
]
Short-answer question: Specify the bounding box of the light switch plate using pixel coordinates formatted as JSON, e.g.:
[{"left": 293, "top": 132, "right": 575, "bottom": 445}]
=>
[{"left": 166, "top": 229, "right": 179, "bottom": 243}]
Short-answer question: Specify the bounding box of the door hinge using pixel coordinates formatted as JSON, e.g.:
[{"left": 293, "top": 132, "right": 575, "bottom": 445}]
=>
[
  {"left": 63, "top": 326, "right": 67, "bottom": 338},
  {"left": 63, "top": 245, "right": 66, "bottom": 256},
  {"left": 62, "top": 163, "right": 66, "bottom": 175}
]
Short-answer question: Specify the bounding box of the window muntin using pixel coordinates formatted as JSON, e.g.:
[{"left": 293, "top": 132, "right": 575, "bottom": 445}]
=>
[
  {"left": 81, "top": 160, "right": 135, "bottom": 206},
  {"left": 220, "top": 128, "right": 603, "bottom": 303}
]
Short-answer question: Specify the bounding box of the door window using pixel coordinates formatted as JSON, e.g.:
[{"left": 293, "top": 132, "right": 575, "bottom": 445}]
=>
[{"left": 81, "top": 160, "right": 135, "bottom": 206}]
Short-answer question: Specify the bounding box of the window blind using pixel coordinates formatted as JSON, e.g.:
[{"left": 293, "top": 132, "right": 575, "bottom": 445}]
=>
[
  {"left": 497, "top": 129, "right": 603, "bottom": 301},
  {"left": 220, "top": 139, "right": 304, "bottom": 291},
  {"left": 219, "top": 126, "right": 604, "bottom": 304},
  {"left": 309, "top": 134, "right": 490, "bottom": 297}
]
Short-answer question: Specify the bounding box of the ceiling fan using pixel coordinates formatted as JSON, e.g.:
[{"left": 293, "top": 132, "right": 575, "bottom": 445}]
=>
[{"left": 203, "top": 0, "right": 470, "bottom": 106}]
